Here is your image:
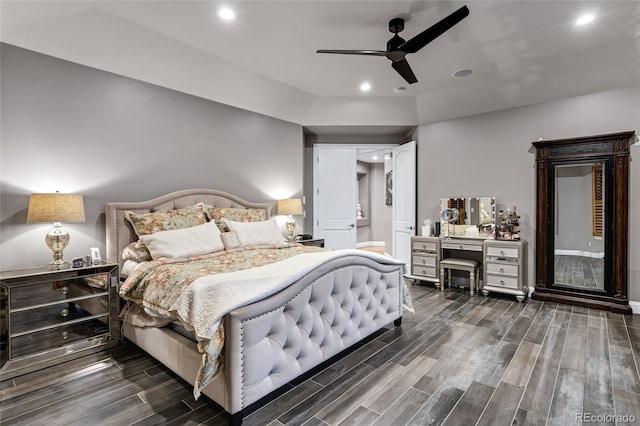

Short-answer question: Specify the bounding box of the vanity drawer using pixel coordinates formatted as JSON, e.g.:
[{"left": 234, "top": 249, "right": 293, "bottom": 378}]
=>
[
  {"left": 412, "top": 240, "right": 438, "bottom": 252},
  {"left": 485, "top": 263, "right": 519, "bottom": 276},
  {"left": 412, "top": 266, "right": 438, "bottom": 278},
  {"left": 486, "top": 246, "right": 519, "bottom": 259},
  {"left": 486, "top": 274, "right": 519, "bottom": 289},
  {"left": 412, "top": 255, "right": 436, "bottom": 268},
  {"left": 442, "top": 241, "right": 483, "bottom": 252}
]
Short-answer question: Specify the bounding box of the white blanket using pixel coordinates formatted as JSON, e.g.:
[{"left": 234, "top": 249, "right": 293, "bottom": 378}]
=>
[{"left": 170, "top": 249, "right": 406, "bottom": 343}]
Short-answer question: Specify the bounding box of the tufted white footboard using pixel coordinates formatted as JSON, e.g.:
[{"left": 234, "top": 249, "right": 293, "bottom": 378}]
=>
[
  {"left": 122, "top": 254, "right": 403, "bottom": 425},
  {"left": 223, "top": 255, "right": 403, "bottom": 418}
]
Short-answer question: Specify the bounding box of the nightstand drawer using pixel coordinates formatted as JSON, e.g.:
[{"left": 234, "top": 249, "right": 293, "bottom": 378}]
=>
[
  {"left": 412, "top": 266, "right": 438, "bottom": 278},
  {"left": 11, "top": 298, "right": 108, "bottom": 335},
  {"left": 412, "top": 241, "right": 437, "bottom": 252},
  {"left": 9, "top": 274, "right": 109, "bottom": 310},
  {"left": 412, "top": 255, "right": 436, "bottom": 267},
  {"left": 486, "top": 274, "right": 519, "bottom": 289},
  {"left": 11, "top": 316, "right": 110, "bottom": 359},
  {"left": 485, "top": 263, "right": 518, "bottom": 276}
]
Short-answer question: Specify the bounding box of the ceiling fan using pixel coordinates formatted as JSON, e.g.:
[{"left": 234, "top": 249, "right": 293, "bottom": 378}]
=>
[{"left": 317, "top": 5, "right": 469, "bottom": 84}]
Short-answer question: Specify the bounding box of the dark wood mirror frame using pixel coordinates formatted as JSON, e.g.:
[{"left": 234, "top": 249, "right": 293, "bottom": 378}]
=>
[{"left": 532, "top": 131, "right": 635, "bottom": 314}]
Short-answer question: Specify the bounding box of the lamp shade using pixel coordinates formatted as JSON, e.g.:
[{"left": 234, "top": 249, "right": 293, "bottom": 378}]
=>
[
  {"left": 277, "top": 198, "right": 303, "bottom": 216},
  {"left": 27, "top": 193, "right": 85, "bottom": 223}
]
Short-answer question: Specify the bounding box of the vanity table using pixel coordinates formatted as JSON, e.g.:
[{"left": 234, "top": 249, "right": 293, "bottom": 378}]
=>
[
  {"left": 410, "top": 236, "right": 527, "bottom": 302},
  {"left": 409, "top": 196, "right": 527, "bottom": 302}
]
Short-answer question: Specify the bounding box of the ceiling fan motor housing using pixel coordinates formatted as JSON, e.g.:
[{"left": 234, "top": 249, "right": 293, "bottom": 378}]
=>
[
  {"left": 389, "top": 17, "right": 405, "bottom": 33},
  {"left": 387, "top": 34, "right": 407, "bottom": 58}
]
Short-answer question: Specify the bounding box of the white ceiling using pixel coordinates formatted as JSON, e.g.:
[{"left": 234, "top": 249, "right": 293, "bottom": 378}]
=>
[{"left": 1, "top": 1, "right": 639, "bottom": 129}]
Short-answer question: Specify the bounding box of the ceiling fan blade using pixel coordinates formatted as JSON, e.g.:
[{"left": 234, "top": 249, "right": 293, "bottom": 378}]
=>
[
  {"left": 399, "top": 5, "right": 469, "bottom": 54},
  {"left": 317, "top": 49, "right": 387, "bottom": 56},
  {"left": 391, "top": 58, "right": 418, "bottom": 84}
]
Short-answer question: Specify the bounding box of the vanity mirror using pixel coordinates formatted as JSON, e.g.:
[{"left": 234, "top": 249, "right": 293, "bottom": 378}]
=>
[
  {"left": 532, "top": 131, "right": 634, "bottom": 313},
  {"left": 440, "top": 197, "right": 495, "bottom": 237}
]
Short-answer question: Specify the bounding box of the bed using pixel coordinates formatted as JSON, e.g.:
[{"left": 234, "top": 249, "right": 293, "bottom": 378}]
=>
[{"left": 105, "top": 189, "right": 405, "bottom": 425}]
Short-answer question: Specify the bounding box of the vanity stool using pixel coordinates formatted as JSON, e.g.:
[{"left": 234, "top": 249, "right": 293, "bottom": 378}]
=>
[{"left": 440, "top": 258, "right": 480, "bottom": 296}]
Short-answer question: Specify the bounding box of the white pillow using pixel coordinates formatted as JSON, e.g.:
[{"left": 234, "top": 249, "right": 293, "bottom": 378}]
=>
[
  {"left": 224, "top": 217, "right": 285, "bottom": 247},
  {"left": 139, "top": 220, "right": 224, "bottom": 260},
  {"left": 121, "top": 259, "right": 140, "bottom": 279}
]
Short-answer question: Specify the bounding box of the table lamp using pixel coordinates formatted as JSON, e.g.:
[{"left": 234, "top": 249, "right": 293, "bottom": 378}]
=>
[
  {"left": 27, "top": 192, "right": 85, "bottom": 268},
  {"left": 277, "top": 198, "right": 303, "bottom": 242}
]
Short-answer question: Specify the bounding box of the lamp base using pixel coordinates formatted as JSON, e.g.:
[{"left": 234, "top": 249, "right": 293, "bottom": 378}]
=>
[
  {"left": 45, "top": 222, "right": 71, "bottom": 268},
  {"left": 48, "top": 260, "right": 70, "bottom": 270},
  {"left": 285, "top": 216, "right": 296, "bottom": 242}
]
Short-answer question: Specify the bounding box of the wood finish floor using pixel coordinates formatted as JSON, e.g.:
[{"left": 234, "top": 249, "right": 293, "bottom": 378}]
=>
[
  {"left": 2, "top": 284, "right": 639, "bottom": 426},
  {"left": 555, "top": 255, "right": 604, "bottom": 290}
]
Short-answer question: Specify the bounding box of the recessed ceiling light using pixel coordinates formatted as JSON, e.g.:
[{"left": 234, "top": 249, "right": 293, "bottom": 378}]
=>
[
  {"left": 394, "top": 86, "right": 407, "bottom": 94},
  {"left": 372, "top": 155, "right": 379, "bottom": 160},
  {"left": 360, "top": 82, "right": 372, "bottom": 92},
  {"left": 576, "top": 14, "right": 594, "bottom": 25},
  {"left": 453, "top": 69, "right": 473, "bottom": 77},
  {"left": 218, "top": 7, "right": 235, "bottom": 21}
]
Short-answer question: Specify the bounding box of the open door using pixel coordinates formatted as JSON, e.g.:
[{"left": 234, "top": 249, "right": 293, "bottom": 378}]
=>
[
  {"left": 313, "top": 147, "right": 357, "bottom": 249},
  {"left": 392, "top": 141, "right": 416, "bottom": 267}
]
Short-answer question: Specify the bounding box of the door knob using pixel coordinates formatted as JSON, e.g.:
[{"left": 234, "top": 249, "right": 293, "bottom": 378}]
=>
[
  {"left": 407, "top": 225, "right": 415, "bottom": 230},
  {"left": 349, "top": 223, "right": 355, "bottom": 228}
]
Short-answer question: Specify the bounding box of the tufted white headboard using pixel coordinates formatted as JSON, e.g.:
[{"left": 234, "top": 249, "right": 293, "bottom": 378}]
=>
[{"left": 105, "top": 189, "right": 271, "bottom": 267}]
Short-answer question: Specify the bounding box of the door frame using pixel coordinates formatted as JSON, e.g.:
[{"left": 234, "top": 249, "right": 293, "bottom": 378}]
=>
[{"left": 313, "top": 143, "right": 404, "bottom": 249}]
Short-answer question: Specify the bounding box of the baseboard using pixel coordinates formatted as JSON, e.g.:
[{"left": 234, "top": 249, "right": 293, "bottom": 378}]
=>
[
  {"left": 356, "top": 241, "right": 385, "bottom": 248},
  {"left": 554, "top": 249, "right": 604, "bottom": 259},
  {"left": 529, "top": 287, "right": 638, "bottom": 314}
]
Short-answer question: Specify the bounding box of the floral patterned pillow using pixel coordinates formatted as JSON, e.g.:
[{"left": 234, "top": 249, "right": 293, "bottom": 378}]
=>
[
  {"left": 203, "top": 205, "right": 266, "bottom": 232},
  {"left": 125, "top": 203, "right": 208, "bottom": 236},
  {"left": 122, "top": 241, "right": 152, "bottom": 262},
  {"left": 220, "top": 231, "right": 241, "bottom": 250}
]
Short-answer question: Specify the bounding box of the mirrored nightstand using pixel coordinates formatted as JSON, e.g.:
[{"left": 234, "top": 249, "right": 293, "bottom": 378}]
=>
[{"left": 0, "top": 263, "right": 120, "bottom": 380}]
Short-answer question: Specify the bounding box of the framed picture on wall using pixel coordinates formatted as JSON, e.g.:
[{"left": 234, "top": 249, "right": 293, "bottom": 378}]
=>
[{"left": 385, "top": 171, "right": 392, "bottom": 205}]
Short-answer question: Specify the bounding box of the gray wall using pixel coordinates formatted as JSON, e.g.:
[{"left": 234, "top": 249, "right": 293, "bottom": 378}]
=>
[
  {"left": 369, "top": 162, "right": 392, "bottom": 251},
  {"left": 0, "top": 43, "right": 304, "bottom": 270},
  {"left": 356, "top": 161, "right": 371, "bottom": 243},
  {"left": 416, "top": 85, "right": 640, "bottom": 302}
]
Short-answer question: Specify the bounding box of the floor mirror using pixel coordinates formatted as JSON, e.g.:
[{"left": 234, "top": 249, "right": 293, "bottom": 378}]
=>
[{"left": 532, "top": 131, "right": 634, "bottom": 313}]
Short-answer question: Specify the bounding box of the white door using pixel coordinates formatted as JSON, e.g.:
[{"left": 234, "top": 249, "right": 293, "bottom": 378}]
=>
[
  {"left": 392, "top": 141, "right": 417, "bottom": 266},
  {"left": 314, "top": 147, "right": 357, "bottom": 249}
]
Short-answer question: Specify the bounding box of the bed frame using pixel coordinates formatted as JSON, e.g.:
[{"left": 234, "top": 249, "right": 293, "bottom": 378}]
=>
[{"left": 105, "top": 189, "right": 403, "bottom": 425}]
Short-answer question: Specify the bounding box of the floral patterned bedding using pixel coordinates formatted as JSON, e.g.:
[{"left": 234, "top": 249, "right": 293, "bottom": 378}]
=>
[{"left": 120, "top": 244, "right": 325, "bottom": 318}]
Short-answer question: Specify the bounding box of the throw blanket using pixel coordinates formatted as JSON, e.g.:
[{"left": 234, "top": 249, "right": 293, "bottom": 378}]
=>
[
  {"left": 120, "top": 244, "right": 324, "bottom": 318},
  {"left": 120, "top": 245, "right": 409, "bottom": 399}
]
